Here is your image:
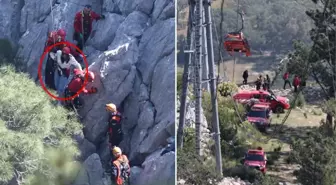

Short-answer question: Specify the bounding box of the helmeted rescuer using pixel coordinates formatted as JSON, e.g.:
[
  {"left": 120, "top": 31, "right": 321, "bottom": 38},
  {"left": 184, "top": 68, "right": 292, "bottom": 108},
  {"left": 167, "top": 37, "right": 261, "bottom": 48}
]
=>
[
  {"left": 105, "top": 103, "right": 123, "bottom": 148},
  {"left": 44, "top": 29, "right": 68, "bottom": 90},
  {"left": 54, "top": 47, "right": 82, "bottom": 101},
  {"left": 73, "top": 4, "right": 105, "bottom": 51},
  {"left": 64, "top": 68, "right": 98, "bottom": 108},
  {"left": 110, "top": 146, "right": 130, "bottom": 185}
]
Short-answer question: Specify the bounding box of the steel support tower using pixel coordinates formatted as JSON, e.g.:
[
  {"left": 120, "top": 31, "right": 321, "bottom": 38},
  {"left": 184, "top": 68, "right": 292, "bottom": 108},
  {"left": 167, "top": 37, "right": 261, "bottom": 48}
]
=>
[{"left": 177, "top": 0, "right": 223, "bottom": 176}]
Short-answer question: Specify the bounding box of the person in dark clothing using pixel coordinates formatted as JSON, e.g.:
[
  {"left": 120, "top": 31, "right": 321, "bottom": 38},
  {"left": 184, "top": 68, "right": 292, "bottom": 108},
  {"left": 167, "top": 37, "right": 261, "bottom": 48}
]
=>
[
  {"left": 242, "top": 70, "right": 248, "bottom": 84},
  {"left": 255, "top": 75, "right": 262, "bottom": 90},
  {"left": 293, "top": 75, "right": 301, "bottom": 92},
  {"left": 263, "top": 74, "right": 271, "bottom": 90},
  {"left": 283, "top": 72, "right": 291, "bottom": 90},
  {"left": 105, "top": 103, "right": 124, "bottom": 148},
  {"left": 44, "top": 30, "right": 66, "bottom": 90},
  {"left": 73, "top": 5, "right": 105, "bottom": 51}
]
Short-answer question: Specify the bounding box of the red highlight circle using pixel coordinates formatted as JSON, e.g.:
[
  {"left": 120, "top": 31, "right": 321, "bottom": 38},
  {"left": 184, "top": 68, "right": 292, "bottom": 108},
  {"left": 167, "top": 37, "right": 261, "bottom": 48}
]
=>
[{"left": 38, "top": 41, "right": 89, "bottom": 101}]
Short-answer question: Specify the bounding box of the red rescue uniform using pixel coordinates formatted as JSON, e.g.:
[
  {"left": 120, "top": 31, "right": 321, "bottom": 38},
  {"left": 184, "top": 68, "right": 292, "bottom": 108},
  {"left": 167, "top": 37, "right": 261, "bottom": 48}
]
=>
[
  {"left": 74, "top": 10, "right": 101, "bottom": 34},
  {"left": 67, "top": 69, "right": 94, "bottom": 94}
]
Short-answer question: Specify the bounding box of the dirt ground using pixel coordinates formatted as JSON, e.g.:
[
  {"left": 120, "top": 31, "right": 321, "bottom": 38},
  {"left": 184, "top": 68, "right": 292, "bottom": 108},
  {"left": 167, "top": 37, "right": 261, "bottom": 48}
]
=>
[{"left": 263, "top": 106, "right": 325, "bottom": 183}]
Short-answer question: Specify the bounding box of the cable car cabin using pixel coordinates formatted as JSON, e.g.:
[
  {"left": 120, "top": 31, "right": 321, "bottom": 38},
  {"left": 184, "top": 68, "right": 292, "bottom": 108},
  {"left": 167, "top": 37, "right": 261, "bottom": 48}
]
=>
[{"left": 224, "top": 32, "right": 251, "bottom": 57}]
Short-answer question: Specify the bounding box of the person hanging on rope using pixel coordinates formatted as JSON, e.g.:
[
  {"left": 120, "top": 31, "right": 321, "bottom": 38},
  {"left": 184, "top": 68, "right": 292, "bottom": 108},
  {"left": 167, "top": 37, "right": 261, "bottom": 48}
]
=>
[
  {"left": 54, "top": 47, "right": 83, "bottom": 105},
  {"left": 73, "top": 4, "right": 105, "bottom": 52}
]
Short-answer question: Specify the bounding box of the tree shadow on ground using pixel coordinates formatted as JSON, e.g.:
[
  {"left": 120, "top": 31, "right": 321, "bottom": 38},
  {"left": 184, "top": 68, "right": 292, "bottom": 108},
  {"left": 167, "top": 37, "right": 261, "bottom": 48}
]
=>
[{"left": 267, "top": 124, "right": 318, "bottom": 145}]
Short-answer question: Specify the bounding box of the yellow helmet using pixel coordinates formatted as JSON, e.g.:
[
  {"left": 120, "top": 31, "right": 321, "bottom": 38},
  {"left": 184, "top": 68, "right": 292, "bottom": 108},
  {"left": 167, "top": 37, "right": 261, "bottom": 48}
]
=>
[
  {"left": 112, "top": 146, "right": 122, "bottom": 157},
  {"left": 106, "top": 103, "right": 117, "bottom": 112}
]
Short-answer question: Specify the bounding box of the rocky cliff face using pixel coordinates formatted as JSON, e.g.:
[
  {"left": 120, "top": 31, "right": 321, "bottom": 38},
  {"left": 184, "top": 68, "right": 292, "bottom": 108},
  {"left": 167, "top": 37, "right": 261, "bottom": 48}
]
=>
[{"left": 0, "top": 0, "right": 175, "bottom": 185}]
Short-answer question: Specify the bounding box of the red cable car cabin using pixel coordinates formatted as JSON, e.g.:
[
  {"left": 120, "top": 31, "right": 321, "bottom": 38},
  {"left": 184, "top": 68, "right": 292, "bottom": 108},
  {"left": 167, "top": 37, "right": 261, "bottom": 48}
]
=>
[{"left": 224, "top": 32, "right": 251, "bottom": 57}]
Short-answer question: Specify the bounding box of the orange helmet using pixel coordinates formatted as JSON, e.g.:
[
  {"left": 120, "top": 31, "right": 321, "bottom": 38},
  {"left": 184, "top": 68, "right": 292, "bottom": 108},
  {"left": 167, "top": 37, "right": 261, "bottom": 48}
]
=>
[{"left": 62, "top": 47, "right": 71, "bottom": 55}]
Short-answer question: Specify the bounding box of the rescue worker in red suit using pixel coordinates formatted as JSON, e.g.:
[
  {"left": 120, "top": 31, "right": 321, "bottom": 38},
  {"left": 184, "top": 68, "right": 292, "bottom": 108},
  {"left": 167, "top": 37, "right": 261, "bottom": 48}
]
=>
[
  {"left": 64, "top": 68, "right": 98, "bottom": 108},
  {"left": 283, "top": 72, "right": 292, "bottom": 90},
  {"left": 110, "top": 146, "right": 130, "bottom": 185},
  {"left": 105, "top": 103, "right": 124, "bottom": 148},
  {"left": 44, "top": 29, "right": 67, "bottom": 90},
  {"left": 293, "top": 75, "right": 301, "bottom": 92},
  {"left": 73, "top": 5, "right": 105, "bottom": 51}
]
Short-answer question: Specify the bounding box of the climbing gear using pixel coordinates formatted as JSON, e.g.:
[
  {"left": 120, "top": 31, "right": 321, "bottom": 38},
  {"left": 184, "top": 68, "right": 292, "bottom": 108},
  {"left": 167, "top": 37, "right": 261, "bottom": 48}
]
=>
[
  {"left": 112, "top": 146, "right": 122, "bottom": 157},
  {"left": 112, "top": 155, "right": 130, "bottom": 185},
  {"left": 62, "top": 47, "right": 71, "bottom": 55},
  {"left": 106, "top": 103, "right": 117, "bottom": 112}
]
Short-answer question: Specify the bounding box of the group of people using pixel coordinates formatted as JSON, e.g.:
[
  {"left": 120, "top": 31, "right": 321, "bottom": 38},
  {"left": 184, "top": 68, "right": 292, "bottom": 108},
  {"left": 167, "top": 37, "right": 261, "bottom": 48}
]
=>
[
  {"left": 243, "top": 70, "right": 303, "bottom": 92},
  {"left": 42, "top": 5, "right": 131, "bottom": 185},
  {"left": 283, "top": 72, "right": 303, "bottom": 92},
  {"left": 43, "top": 5, "right": 105, "bottom": 107},
  {"left": 242, "top": 70, "right": 271, "bottom": 91}
]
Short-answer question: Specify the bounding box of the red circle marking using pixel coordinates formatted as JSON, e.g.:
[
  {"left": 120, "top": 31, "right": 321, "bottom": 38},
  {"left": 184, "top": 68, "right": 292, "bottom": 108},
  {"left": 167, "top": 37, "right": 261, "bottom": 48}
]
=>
[{"left": 38, "top": 41, "right": 89, "bottom": 101}]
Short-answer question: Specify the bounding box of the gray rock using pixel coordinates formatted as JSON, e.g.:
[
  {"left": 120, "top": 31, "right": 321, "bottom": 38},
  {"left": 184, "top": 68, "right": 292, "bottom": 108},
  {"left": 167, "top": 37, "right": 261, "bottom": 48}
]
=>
[
  {"left": 89, "top": 13, "right": 125, "bottom": 51},
  {"left": 19, "top": 0, "right": 54, "bottom": 34},
  {"left": 132, "top": 0, "right": 155, "bottom": 15},
  {"left": 114, "top": 0, "right": 134, "bottom": 16},
  {"left": 137, "top": 18, "right": 174, "bottom": 85},
  {"left": 73, "top": 153, "right": 105, "bottom": 185},
  {"left": 159, "top": 1, "right": 175, "bottom": 21},
  {"left": 151, "top": 0, "right": 170, "bottom": 23},
  {"left": 114, "top": 11, "right": 149, "bottom": 39},
  {"left": 0, "top": 0, "right": 23, "bottom": 46},
  {"left": 102, "top": 0, "right": 120, "bottom": 13},
  {"left": 130, "top": 166, "right": 143, "bottom": 184},
  {"left": 135, "top": 150, "right": 175, "bottom": 185},
  {"left": 78, "top": 138, "right": 97, "bottom": 161}
]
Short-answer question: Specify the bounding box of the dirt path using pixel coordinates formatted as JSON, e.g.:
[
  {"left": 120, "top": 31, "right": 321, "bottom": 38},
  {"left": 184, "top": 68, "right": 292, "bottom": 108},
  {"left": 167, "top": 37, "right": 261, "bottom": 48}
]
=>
[{"left": 264, "top": 108, "right": 325, "bottom": 183}]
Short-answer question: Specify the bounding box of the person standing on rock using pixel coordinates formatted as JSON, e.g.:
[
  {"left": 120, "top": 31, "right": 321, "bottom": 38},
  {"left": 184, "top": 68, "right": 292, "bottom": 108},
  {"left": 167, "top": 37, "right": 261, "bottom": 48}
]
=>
[
  {"left": 105, "top": 103, "right": 124, "bottom": 148},
  {"left": 293, "top": 75, "right": 301, "bottom": 92},
  {"left": 242, "top": 70, "right": 249, "bottom": 84},
  {"left": 263, "top": 74, "right": 271, "bottom": 91},
  {"left": 110, "top": 146, "right": 130, "bottom": 185},
  {"left": 283, "top": 72, "right": 291, "bottom": 90},
  {"left": 44, "top": 29, "right": 67, "bottom": 90},
  {"left": 64, "top": 68, "right": 98, "bottom": 109},
  {"left": 73, "top": 4, "right": 105, "bottom": 52}
]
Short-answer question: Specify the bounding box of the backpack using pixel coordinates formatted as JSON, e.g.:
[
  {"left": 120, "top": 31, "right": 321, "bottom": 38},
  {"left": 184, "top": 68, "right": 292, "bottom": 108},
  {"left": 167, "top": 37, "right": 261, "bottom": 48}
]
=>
[{"left": 113, "top": 156, "right": 130, "bottom": 185}]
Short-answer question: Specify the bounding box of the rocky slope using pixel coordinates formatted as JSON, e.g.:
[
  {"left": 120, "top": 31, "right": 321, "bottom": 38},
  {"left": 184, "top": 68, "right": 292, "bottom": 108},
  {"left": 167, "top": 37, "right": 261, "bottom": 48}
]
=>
[{"left": 0, "top": 0, "right": 175, "bottom": 185}]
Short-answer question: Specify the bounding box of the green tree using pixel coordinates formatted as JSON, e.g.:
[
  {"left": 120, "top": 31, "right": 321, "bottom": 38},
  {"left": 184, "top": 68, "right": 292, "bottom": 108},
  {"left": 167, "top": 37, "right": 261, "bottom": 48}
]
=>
[
  {"left": 291, "top": 131, "right": 336, "bottom": 185},
  {"left": 0, "top": 65, "right": 82, "bottom": 184}
]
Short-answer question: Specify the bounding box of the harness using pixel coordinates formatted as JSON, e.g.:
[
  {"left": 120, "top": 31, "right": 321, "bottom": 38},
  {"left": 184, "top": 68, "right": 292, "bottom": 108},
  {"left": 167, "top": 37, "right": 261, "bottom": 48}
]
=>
[{"left": 113, "top": 155, "right": 130, "bottom": 185}]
